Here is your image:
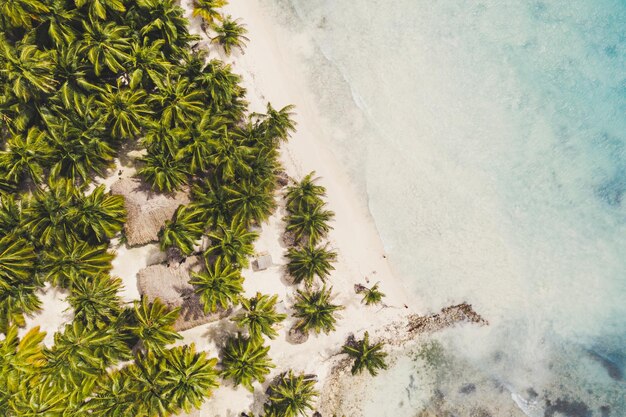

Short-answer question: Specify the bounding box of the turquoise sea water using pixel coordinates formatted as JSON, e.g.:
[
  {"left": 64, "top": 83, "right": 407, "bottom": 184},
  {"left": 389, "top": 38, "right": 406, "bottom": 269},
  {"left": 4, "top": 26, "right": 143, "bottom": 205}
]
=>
[{"left": 271, "top": 0, "right": 625, "bottom": 415}]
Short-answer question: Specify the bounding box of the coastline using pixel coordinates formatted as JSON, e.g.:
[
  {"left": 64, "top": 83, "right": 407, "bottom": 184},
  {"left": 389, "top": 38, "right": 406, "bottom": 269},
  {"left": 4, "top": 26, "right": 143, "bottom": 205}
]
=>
[{"left": 176, "top": 1, "right": 484, "bottom": 415}]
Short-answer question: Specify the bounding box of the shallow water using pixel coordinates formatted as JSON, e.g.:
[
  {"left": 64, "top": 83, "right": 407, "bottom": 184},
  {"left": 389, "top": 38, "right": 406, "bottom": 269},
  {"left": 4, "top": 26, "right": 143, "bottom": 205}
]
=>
[{"left": 269, "top": 0, "right": 626, "bottom": 415}]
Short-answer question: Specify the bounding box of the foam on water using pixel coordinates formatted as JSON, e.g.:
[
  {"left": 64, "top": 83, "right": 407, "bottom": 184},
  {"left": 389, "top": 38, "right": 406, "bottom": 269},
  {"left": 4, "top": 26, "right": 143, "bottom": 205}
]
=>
[{"left": 270, "top": 0, "right": 626, "bottom": 415}]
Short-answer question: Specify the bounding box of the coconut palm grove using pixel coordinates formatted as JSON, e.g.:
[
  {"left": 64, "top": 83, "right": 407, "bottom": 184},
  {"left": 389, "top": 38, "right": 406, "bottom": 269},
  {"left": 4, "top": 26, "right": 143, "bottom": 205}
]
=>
[{"left": 0, "top": 0, "right": 388, "bottom": 415}]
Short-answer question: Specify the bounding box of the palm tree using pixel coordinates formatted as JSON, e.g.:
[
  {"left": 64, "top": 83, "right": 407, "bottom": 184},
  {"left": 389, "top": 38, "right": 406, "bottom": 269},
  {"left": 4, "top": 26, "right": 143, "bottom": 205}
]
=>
[
  {"left": 209, "top": 126, "right": 253, "bottom": 181},
  {"left": 22, "top": 178, "right": 79, "bottom": 246},
  {"left": 138, "top": 151, "right": 189, "bottom": 193},
  {"left": 357, "top": 283, "right": 385, "bottom": 306},
  {"left": 256, "top": 103, "right": 297, "bottom": 143},
  {"left": 0, "top": 127, "right": 50, "bottom": 186},
  {"left": 0, "top": 234, "right": 38, "bottom": 330},
  {"left": 0, "top": 281, "right": 42, "bottom": 332},
  {"left": 226, "top": 179, "right": 276, "bottom": 227},
  {"left": 45, "top": 321, "right": 130, "bottom": 383},
  {"left": 42, "top": 240, "right": 114, "bottom": 287},
  {"left": 175, "top": 120, "right": 219, "bottom": 174},
  {"left": 78, "top": 21, "right": 132, "bottom": 76},
  {"left": 46, "top": 119, "right": 115, "bottom": 183},
  {"left": 0, "top": 43, "right": 56, "bottom": 101},
  {"left": 149, "top": 76, "right": 204, "bottom": 127},
  {"left": 67, "top": 274, "right": 123, "bottom": 328},
  {"left": 292, "top": 286, "right": 342, "bottom": 335},
  {"left": 285, "top": 203, "right": 334, "bottom": 246},
  {"left": 286, "top": 244, "right": 337, "bottom": 287},
  {"left": 53, "top": 45, "right": 105, "bottom": 113},
  {"left": 125, "top": 39, "right": 172, "bottom": 90},
  {"left": 341, "top": 331, "right": 388, "bottom": 376},
  {"left": 263, "top": 370, "right": 318, "bottom": 417},
  {"left": 35, "top": 0, "right": 78, "bottom": 46},
  {"left": 220, "top": 334, "right": 274, "bottom": 391},
  {"left": 135, "top": 0, "right": 191, "bottom": 48},
  {"left": 96, "top": 85, "right": 152, "bottom": 140},
  {"left": 211, "top": 15, "right": 249, "bottom": 56},
  {"left": 190, "top": 59, "right": 245, "bottom": 114},
  {"left": 71, "top": 185, "right": 126, "bottom": 244},
  {"left": 128, "top": 297, "right": 182, "bottom": 353},
  {"left": 159, "top": 205, "right": 204, "bottom": 255},
  {"left": 192, "top": 0, "right": 227, "bottom": 25},
  {"left": 160, "top": 344, "right": 220, "bottom": 414},
  {"left": 190, "top": 178, "right": 230, "bottom": 229},
  {"left": 285, "top": 172, "right": 326, "bottom": 212},
  {"left": 232, "top": 293, "right": 286, "bottom": 341},
  {"left": 141, "top": 119, "right": 182, "bottom": 156},
  {"left": 0, "top": 0, "right": 49, "bottom": 28},
  {"left": 190, "top": 257, "right": 243, "bottom": 313},
  {"left": 0, "top": 196, "right": 24, "bottom": 237},
  {"left": 75, "top": 0, "right": 126, "bottom": 20},
  {"left": 204, "top": 219, "right": 258, "bottom": 268}
]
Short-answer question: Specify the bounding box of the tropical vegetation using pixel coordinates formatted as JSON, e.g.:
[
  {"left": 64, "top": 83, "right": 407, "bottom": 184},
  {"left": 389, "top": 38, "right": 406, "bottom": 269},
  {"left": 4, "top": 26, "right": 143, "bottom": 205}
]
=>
[
  {"left": 341, "top": 331, "right": 388, "bottom": 376},
  {"left": 232, "top": 292, "right": 287, "bottom": 341},
  {"left": 263, "top": 370, "right": 318, "bottom": 417},
  {"left": 356, "top": 282, "right": 386, "bottom": 306},
  {"left": 292, "top": 286, "right": 343, "bottom": 335},
  {"left": 220, "top": 333, "right": 274, "bottom": 391}
]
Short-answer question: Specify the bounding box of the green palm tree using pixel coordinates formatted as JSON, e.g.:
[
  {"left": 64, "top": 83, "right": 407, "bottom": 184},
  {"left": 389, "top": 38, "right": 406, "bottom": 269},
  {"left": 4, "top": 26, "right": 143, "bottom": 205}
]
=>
[
  {"left": 264, "top": 370, "right": 318, "bottom": 417},
  {"left": 45, "top": 321, "right": 130, "bottom": 383},
  {"left": 0, "top": 127, "right": 50, "bottom": 186},
  {"left": 357, "top": 283, "right": 385, "bottom": 306},
  {"left": 141, "top": 119, "right": 182, "bottom": 156},
  {"left": 286, "top": 244, "right": 337, "bottom": 287},
  {"left": 161, "top": 344, "right": 220, "bottom": 414},
  {"left": 67, "top": 274, "right": 123, "bottom": 328},
  {"left": 42, "top": 240, "right": 114, "bottom": 287},
  {"left": 96, "top": 85, "right": 152, "bottom": 139},
  {"left": 292, "top": 286, "right": 342, "bottom": 335},
  {"left": 135, "top": 0, "right": 191, "bottom": 48},
  {"left": 209, "top": 126, "right": 253, "bottom": 181},
  {"left": 285, "top": 172, "right": 326, "bottom": 212},
  {"left": 211, "top": 15, "right": 249, "bottom": 56},
  {"left": 53, "top": 45, "right": 105, "bottom": 113},
  {"left": 0, "top": 196, "right": 24, "bottom": 237},
  {"left": 35, "top": 0, "right": 78, "bottom": 46},
  {"left": 126, "top": 39, "right": 172, "bottom": 90},
  {"left": 341, "top": 331, "right": 388, "bottom": 376},
  {"left": 220, "top": 334, "right": 274, "bottom": 391},
  {"left": 47, "top": 119, "right": 115, "bottom": 183},
  {"left": 190, "top": 178, "right": 230, "bottom": 229},
  {"left": 138, "top": 151, "right": 189, "bottom": 193},
  {"left": 285, "top": 203, "right": 334, "bottom": 246},
  {"left": 175, "top": 125, "right": 215, "bottom": 175},
  {"left": 0, "top": 43, "right": 56, "bottom": 101},
  {"left": 22, "top": 178, "right": 79, "bottom": 246},
  {"left": 191, "top": 59, "right": 244, "bottom": 114},
  {"left": 8, "top": 381, "right": 67, "bottom": 417},
  {"left": 75, "top": 0, "right": 126, "bottom": 20},
  {"left": 150, "top": 76, "right": 204, "bottom": 127},
  {"left": 256, "top": 103, "right": 297, "bottom": 143},
  {"left": 79, "top": 21, "right": 131, "bottom": 75},
  {"left": 129, "top": 297, "right": 182, "bottom": 353},
  {"left": 0, "top": 281, "right": 42, "bottom": 333},
  {"left": 0, "top": 326, "right": 46, "bottom": 404},
  {"left": 226, "top": 179, "right": 276, "bottom": 227},
  {"left": 190, "top": 257, "right": 243, "bottom": 313},
  {"left": 204, "top": 219, "right": 258, "bottom": 268},
  {"left": 232, "top": 293, "right": 286, "bottom": 341},
  {"left": 0, "top": 0, "right": 49, "bottom": 28},
  {"left": 70, "top": 185, "right": 126, "bottom": 243},
  {"left": 159, "top": 205, "right": 204, "bottom": 255},
  {"left": 192, "top": 0, "right": 227, "bottom": 25}
]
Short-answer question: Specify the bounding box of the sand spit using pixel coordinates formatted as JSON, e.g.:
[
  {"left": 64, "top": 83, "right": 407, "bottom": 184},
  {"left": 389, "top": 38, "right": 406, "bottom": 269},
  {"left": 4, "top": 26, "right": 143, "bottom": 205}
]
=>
[{"left": 318, "top": 303, "right": 487, "bottom": 415}]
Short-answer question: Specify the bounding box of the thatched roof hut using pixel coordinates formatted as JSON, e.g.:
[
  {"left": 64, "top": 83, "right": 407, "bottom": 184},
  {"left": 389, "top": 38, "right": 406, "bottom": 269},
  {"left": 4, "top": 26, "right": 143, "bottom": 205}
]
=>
[
  {"left": 110, "top": 178, "right": 190, "bottom": 246},
  {"left": 137, "top": 256, "right": 228, "bottom": 331}
]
